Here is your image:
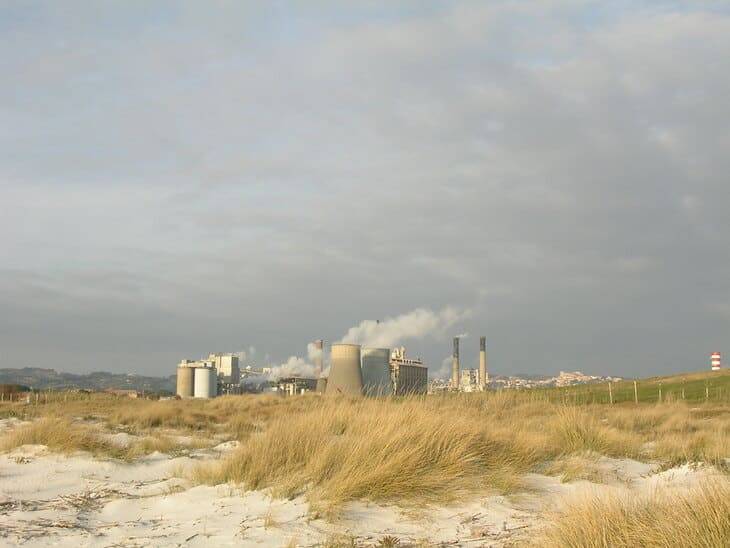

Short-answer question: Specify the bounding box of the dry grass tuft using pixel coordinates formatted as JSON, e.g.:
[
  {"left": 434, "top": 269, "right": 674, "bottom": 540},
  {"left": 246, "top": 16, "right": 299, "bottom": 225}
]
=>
[
  {"left": 537, "top": 479, "right": 730, "bottom": 547},
  {"left": 0, "top": 418, "right": 118, "bottom": 456}
]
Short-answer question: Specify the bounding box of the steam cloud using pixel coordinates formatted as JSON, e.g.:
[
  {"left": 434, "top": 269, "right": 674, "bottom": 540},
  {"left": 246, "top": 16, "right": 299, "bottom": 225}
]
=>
[
  {"left": 268, "top": 342, "right": 323, "bottom": 379},
  {"left": 266, "top": 306, "right": 470, "bottom": 379},
  {"left": 338, "top": 306, "right": 471, "bottom": 348}
]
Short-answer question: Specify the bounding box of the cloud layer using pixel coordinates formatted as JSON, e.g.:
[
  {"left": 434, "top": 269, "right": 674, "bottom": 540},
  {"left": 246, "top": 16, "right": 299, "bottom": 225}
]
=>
[{"left": 1, "top": 2, "right": 729, "bottom": 377}]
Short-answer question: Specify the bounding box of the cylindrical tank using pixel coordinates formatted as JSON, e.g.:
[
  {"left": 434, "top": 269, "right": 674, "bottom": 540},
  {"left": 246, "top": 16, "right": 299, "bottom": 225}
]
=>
[
  {"left": 194, "top": 367, "right": 217, "bottom": 398},
  {"left": 176, "top": 366, "right": 195, "bottom": 398},
  {"left": 316, "top": 377, "right": 328, "bottom": 394},
  {"left": 361, "top": 348, "right": 393, "bottom": 396},
  {"left": 326, "top": 344, "right": 363, "bottom": 396}
]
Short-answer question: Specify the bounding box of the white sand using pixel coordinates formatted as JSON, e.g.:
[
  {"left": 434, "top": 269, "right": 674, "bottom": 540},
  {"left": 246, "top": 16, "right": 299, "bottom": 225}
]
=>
[{"left": 0, "top": 426, "right": 720, "bottom": 547}]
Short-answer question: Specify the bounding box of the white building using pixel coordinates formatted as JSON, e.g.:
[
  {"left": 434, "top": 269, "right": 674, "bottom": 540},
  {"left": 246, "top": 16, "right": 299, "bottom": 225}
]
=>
[
  {"left": 208, "top": 353, "right": 240, "bottom": 383},
  {"left": 460, "top": 368, "right": 479, "bottom": 392}
]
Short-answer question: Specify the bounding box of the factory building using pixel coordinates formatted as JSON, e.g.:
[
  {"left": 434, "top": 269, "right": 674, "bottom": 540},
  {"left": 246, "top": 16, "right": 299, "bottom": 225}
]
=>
[
  {"left": 208, "top": 353, "right": 240, "bottom": 383},
  {"left": 276, "top": 377, "right": 318, "bottom": 395},
  {"left": 390, "top": 347, "right": 428, "bottom": 395}
]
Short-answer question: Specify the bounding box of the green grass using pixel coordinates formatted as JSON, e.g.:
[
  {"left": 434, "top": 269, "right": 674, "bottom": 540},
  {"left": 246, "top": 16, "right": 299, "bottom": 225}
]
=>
[{"left": 537, "top": 369, "right": 730, "bottom": 405}]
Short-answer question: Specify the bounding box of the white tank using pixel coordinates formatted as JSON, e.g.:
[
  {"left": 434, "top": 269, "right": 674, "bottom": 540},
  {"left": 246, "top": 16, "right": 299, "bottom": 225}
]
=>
[
  {"left": 361, "top": 348, "right": 393, "bottom": 396},
  {"left": 194, "top": 367, "right": 217, "bottom": 398}
]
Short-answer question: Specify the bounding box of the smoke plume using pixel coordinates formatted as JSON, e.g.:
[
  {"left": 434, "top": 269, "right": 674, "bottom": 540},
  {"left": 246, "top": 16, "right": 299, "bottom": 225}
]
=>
[
  {"left": 267, "top": 342, "right": 323, "bottom": 379},
  {"left": 338, "top": 306, "right": 471, "bottom": 348}
]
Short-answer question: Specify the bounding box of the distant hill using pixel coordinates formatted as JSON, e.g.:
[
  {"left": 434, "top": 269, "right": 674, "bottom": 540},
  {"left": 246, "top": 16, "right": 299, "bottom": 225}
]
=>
[{"left": 0, "top": 368, "right": 175, "bottom": 393}]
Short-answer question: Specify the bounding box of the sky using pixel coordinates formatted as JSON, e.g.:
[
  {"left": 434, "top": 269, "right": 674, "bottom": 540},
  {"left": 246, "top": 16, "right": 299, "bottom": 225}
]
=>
[{"left": 1, "top": 1, "right": 729, "bottom": 378}]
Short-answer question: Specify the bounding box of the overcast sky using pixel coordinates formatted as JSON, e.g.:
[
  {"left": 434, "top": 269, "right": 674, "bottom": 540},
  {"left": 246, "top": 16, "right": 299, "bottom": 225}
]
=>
[{"left": 2, "top": 1, "right": 729, "bottom": 378}]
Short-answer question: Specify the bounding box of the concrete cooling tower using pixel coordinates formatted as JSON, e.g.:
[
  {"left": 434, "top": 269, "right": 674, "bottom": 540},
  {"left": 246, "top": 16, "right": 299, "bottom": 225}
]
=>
[
  {"left": 193, "top": 367, "right": 217, "bottom": 398},
  {"left": 176, "top": 366, "right": 195, "bottom": 398},
  {"left": 326, "top": 344, "right": 363, "bottom": 396},
  {"left": 361, "top": 347, "right": 393, "bottom": 396}
]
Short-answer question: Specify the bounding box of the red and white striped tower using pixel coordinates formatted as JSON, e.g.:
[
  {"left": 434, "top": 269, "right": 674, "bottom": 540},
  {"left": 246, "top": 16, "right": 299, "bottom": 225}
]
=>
[{"left": 711, "top": 352, "right": 721, "bottom": 371}]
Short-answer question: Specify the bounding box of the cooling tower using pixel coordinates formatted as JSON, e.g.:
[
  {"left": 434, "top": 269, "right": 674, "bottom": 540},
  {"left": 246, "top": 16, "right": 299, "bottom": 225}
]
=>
[
  {"left": 479, "top": 336, "right": 488, "bottom": 390},
  {"left": 361, "top": 347, "right": 393, "bottom": 396},
  {"left": 316, "top": 377, "right": 328, "bottom": 394},
  {"left": 326, "top": 344, "right": 363, "bottom": 396},
  {"left": 452, "top": 337, "right": 460, "bottom": 388},
  {"left": 176, "top": 366, "right": 195, "bottom": 398},
  {"left": 314, "top": 339, "right": 324, "bottom": 377},
  {"left": 194, "top": 367, "right": 217, "bottom": 398}
]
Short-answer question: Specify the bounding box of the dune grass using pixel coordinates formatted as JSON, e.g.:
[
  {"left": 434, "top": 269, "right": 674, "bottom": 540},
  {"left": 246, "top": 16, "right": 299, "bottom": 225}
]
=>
[
  {"left": 3, "top": 389, "right": 730, "bottom": 503},
  {"left": 185, "top": 393, "right": 730, "bottom": 507},
  {"left": 0, "top": 418, "right": 118, "bottom": 456},
  {"left": 537, "top": 479, "right": 730, "bottom": 547},
  {"left": 0, "top": 417, "right": 200, "bottom": 461}
]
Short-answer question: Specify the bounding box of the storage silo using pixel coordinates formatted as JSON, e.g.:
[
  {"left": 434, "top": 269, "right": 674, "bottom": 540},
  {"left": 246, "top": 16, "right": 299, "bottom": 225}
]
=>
[
  {"left": 326, "top": 344, "right": 363, "bottom": 396},
  {"left": 176, "top": 365, "right": 195, "bottom": 398},
  {"left": 361, "top": 348, "right": 393, "bottom": 396},
  {"left": 194, "top": 367, "right": 217, "bottom": 398}
]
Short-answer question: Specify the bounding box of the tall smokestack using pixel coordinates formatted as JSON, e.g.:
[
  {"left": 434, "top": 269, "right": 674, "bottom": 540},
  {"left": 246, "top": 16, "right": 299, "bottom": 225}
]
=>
[
  {"left": 479, "top": 336, "right": 488, "bottom": 391},
  {"left": 452, "top": 337, "right": 460, "bottom": 389},
  {"left": 314, "top": 339, "right": 324, "bottom": 377}
]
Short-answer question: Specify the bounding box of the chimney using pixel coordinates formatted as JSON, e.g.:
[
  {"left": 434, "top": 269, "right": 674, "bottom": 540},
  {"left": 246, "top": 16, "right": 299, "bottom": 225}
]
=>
[
  {"left": 479, "top": 336, "right": 488, "bottom": 390},
  {"left": 452, "top": 337, "right": 460, "bottom": 389},
  {"left": 314, "top": 340, "right": 324, "bottom": 377}
]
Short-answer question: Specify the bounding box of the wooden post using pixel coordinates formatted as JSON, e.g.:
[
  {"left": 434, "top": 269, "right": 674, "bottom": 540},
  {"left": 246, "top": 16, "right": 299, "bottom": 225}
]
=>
[
  {"left": 634, "top": 380, "right": 639, "bottom": 404},
  {"left": 706, "top": 383, "right": 710, "bottom": 402},
  {"left": 681, "top": 380, "right": 685, "bottom": 400},
  {"left": 658, "top": 383, "right": 662, "bottom": 403},
  {"left": 608, "top": 382, "right": 614, "bottom": 405}
]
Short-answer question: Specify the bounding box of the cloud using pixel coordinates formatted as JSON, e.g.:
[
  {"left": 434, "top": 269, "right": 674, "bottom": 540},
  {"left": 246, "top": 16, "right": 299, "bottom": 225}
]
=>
[{"left": 1, "top": 2, "right": 729, "bottom": 377}]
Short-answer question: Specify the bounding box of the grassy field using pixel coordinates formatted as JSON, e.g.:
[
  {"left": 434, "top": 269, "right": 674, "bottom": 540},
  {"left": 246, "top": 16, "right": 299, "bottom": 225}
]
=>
[{"left": 535, "top": 369, "right": 730, "bottom": 405}]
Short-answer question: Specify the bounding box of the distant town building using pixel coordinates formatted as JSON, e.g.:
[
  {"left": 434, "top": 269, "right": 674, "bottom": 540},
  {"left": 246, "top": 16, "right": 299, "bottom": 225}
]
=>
[
  {"left": 105, "top": 389, "right": 139, "bottom": 398},
  {"left": 460, "top": 368, "right": 479, "bottom": 392}
]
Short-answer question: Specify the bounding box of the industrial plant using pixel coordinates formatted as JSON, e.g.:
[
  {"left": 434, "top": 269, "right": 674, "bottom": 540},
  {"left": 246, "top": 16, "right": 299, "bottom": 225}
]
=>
[{"left": 175, "top": 337, "right": 495, "bottom": 399}]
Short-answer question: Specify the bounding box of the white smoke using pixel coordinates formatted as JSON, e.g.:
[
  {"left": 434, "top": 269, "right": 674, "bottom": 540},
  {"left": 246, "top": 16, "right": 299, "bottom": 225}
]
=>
[
  {"left": 437, "top": 355, "right": 453, "bottom": 379},
  {"left": 267, "top": 342, "right": 322, "bottom": 379},
  {"left": 338, "top": 306, "right": 471, "bottom": 348}
]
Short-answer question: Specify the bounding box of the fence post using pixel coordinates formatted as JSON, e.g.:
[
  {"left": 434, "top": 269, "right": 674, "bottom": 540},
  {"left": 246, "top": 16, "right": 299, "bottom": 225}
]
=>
[
  {"left": 609, "top": 382, "right": 614, "bottom": 405},
  {"left": 634, "top": 380, "right": 638, "bottom": 404},
  {"left": 706, "top": 382, "right": 709, "bottom": 402},
  {"left": 681, "top": 380, "right": 685, "bottom": 400},
  {"left": 658, "top": 383, "right": 662, "bottom": 403}
]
